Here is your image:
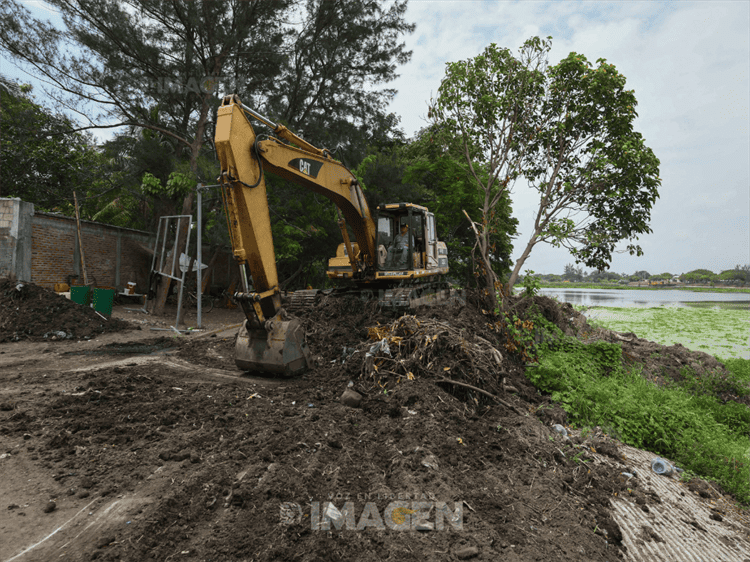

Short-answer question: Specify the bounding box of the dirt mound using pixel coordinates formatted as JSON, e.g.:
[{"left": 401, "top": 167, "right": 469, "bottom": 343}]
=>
[
  {"left": 3, "top": 357, "right": 627, "bottom": 562},
  {"left": 1, "top": 290, "right": 747, "bottom": 561},
  {"left": 0, "top": 278, "right": 134, "bottom": 342}
]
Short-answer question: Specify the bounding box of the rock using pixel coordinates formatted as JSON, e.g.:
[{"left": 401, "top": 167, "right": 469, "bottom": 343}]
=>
[
  {"left": 95, "top": 536, "right": 115, "bottom": 549},
  {"left": 455, "top": 546, "right": 479, "bottom": 559},
  {"left": 421, "top": 454, "right": 439, "bottom": 471},
  {"left": 80, "top": 476, "right": 94, "bottom": 489},
  {"left": 172, "top": 450, "right": 191, "bottom": 462},
  {"left": 340, "top": 388, "right": 362, "bottom": 408},
  {"left": 43, "top": 501, "right": 57, "bottom": 513}
]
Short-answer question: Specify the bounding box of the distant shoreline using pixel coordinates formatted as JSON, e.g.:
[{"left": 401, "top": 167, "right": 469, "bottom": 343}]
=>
[{"left": 531, "top": 282, "right": 750, "bottom": 294}]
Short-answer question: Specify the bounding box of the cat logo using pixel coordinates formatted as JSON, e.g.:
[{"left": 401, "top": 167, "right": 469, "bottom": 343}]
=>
[{"left": 289, "top": 158, "right": 323, "bottom": 179}]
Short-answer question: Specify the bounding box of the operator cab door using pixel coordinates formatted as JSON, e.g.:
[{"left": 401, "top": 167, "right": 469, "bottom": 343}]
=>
[{"left": 426, "top": 212, "right": 438, "bottom": 270}]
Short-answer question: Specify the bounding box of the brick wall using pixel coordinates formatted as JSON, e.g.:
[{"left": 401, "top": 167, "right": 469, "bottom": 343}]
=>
[
  {"left": 30, "top": 211, "right": 155, "bottom": 290},
  {"left": 30, "top": 214, "right": 79, "bottom": 287},
  {"left": 2, "top": 198, "right": 237, "bottom": 292}
]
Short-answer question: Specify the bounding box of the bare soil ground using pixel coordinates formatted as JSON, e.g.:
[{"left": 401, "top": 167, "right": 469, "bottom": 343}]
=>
[{"left": 0, "top": 280, "right": 748, "bottom": 562}]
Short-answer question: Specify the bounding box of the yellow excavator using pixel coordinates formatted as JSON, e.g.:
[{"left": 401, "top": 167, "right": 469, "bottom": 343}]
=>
[{"left": 215, "top": 95, "right": 455, "bottom": 375}]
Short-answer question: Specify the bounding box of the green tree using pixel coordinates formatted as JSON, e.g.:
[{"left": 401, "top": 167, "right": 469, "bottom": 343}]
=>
[
  {"left": 0, "top": 80, "right": 107, "bottom": 211},
  {"left": 402, "top": 125, "right": 518, "bottom": 284},
  {"left": 429, "top": 39, "right": 546, "bottom": 308},
  {"left": 430, "top": 36, "right": 661, "bottom": 301},
  {"left": 266, "top": 0, "right": 413, "bottom": 153},
  {"left": 563, "top": 263, "right": 583, "bottom": 281},
  {"left": 718, "top": 269, "right": 745, "bottom": 283},
  {"left": 680, "top": 269, "right": 717, "bottom": 284}
]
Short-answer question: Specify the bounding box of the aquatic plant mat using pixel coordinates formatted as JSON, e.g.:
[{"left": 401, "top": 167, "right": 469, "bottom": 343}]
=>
[{"left": 584, "top": 305, "right": 750, "bottom": 359}]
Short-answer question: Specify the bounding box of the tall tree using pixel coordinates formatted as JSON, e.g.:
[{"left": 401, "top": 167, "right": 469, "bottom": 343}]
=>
[
  {"left": 0, "top": 0, "right": 289, "bottom": 174},
  {"left": 266, "top": 0, "right": 413, "bottom": 153},
  {"left": 515, "top": 49, "right": 661, "bottom": 290},
  {"left": 429, "top": 38, "right": 547, "bottom": 308},
  {"left": 431, "top": 36, "right": 661, "bottom": 304}
]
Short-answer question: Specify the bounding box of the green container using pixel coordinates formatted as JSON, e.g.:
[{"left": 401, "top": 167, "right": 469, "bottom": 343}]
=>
[
  {"left": 92, "top": 288, "right": 115, "bottom": 317},
  {"left": 70, "top": 286, "right": 90, "bottom": 306}
]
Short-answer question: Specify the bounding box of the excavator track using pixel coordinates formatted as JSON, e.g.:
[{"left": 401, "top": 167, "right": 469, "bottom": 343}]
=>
[
  {"left": 285, "top": 280, "right": 463, "bottom": 315},
  {"left": 378, "top": 281, "right": 460, "bottom": 309},
  {"left": 284, "top": 289, "right": 321, "bottom": 313}
]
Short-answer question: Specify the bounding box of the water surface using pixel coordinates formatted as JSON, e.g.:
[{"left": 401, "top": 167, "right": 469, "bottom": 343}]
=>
[{"left": 538, "top": 288, "right": 749, "bottom": 309}]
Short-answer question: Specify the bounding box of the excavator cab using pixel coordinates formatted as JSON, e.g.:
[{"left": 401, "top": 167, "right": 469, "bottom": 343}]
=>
[
  {"left": 327, "top": 202, "right": 447, "bottom": 280},
  {"left": 376, "top": 209, "right": 422, "bottom": 271},
  {"left": 374, "top": 203, "right": 444, "bottom": 276}
]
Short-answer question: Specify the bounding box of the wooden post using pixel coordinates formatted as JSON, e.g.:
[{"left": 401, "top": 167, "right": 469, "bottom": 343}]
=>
[{"left": 73, "top": 191, "right": 88, "bottom": 286}]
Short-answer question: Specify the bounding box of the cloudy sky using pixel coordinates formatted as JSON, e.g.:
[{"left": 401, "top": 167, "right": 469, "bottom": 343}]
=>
[
  {"left": 388, "top": 0, "right": 749, "bottom": 277},
  {"left": 4, "top": 1, "right": 748, "bottom": 278}
]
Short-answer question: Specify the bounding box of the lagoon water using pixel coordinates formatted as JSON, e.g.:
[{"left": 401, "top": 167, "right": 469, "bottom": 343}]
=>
[{"left": 538, "top": 287, "right": 750, "bottom": 309}]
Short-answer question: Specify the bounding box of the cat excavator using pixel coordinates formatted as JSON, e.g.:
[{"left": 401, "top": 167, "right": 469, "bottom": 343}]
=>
[{"left": 215, "top": 95, "right": 455, "bottom": 376}]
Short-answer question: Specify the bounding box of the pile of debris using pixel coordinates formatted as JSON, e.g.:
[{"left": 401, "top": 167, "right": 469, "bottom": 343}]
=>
[{"left": 0, "top": 278, "right": 133, "bottom": 342}]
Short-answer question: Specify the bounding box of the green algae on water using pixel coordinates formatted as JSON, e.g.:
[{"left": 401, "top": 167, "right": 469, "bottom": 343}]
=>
[{"left": 584, "top": 305, "right": 750, "bottom": 360}]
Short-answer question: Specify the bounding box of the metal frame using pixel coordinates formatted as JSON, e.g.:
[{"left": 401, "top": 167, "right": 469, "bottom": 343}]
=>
[{"left": 142, "top": 214, "right": 193, "bottom": 329}]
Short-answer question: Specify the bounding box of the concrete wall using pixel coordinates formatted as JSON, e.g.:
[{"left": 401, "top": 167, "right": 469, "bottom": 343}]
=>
[
  {"left": 0, "top": 198, "right": 34, "bottom": 281},
  {"left": 1, "top": 198, "right": 236, "bottom": 292}
]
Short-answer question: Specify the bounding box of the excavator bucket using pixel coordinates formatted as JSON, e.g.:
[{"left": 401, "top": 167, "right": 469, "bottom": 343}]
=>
[{"left": 235, "top": 315, "right": 311, "bottom": 376}]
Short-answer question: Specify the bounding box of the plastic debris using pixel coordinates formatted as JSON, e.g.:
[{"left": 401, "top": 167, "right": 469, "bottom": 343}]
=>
[
  {"left": 323, "top": 502, "right": 343, "bottom": 524},
  {"left": 651, "top": 457, "right": 674, "bottom": 476},
  {"left": 552, "top": 424, "right": 568, "bottom": 437},
  {"left": 366, "top": 338, "right": 391, "bottom": 358},
  {"left": 421, "top": 454, "right": 439, "bottom": 471}
]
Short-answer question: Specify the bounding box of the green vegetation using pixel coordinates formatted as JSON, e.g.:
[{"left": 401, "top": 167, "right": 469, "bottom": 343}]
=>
[
  {"left": 526, "top": 338, "right": 750, "bottom": 503},
  {"left": 430, "top": 36, "right": 661, "bottom": 301},
  {"left": 584, "top": 306, "right": 750, "bottom": 360}
]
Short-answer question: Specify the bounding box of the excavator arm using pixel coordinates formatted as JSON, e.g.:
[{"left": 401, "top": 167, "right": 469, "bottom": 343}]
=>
[{"left": 214, "top": 95, "right": 377, "bottom": 374}]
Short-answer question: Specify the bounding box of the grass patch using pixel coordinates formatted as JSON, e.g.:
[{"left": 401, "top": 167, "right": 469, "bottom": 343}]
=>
[
  {"left": 526, "top": 339, "right": 750, "bottom": 504},
  {"left": 583, "top": 306, "right": 750, "bottom": 360}
]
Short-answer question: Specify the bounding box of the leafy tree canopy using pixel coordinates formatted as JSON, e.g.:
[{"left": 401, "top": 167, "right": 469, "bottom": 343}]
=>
[
  {"left": 0, "top": 80, "right": 109, "bottom": 211},
  {"left": 430, "top": 36, "right": 661, "bottom": 299},
  {"left": 401, "top": 125, "right": 518, "bottom": 284}
]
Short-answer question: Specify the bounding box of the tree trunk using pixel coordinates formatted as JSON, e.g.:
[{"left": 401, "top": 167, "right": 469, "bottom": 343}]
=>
[
  {"left": 463, "top": 209, "right": 498, "bottom": 313},
  {"left": 200, "top": 246, "right": 222, "bottom": 293},
  {"left": 507, "top": 232, "right": 539, "bottom": 294}
]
